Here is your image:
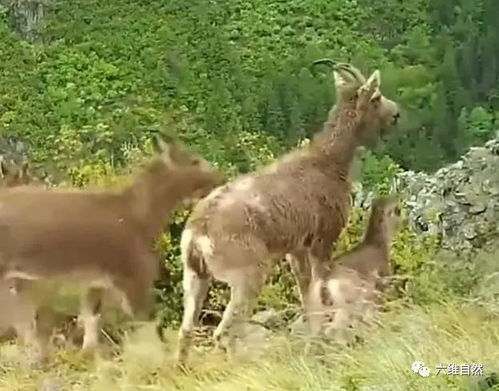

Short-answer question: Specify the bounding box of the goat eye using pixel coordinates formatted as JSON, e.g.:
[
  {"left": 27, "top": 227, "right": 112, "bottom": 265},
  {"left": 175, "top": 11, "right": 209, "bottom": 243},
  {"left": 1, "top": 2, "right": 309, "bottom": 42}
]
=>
[
  {"left": 191, "top": 158, "right": 201, "bottom": 166},
  {"left": 394, "top": 206, "right": 401, "bottom": 216},
  {"left": 371, "top": 95, "right": 381, "bottom": 103}
]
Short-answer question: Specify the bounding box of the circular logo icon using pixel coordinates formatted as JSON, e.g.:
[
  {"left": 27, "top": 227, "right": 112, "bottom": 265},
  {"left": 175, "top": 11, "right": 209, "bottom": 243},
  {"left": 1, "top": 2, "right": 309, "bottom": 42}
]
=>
[
  {"left": 411, "top": 361, "right": 424, "bottom": 374},
  {"left": 419, "top": 366, "right": 430, "bottom": 377}
]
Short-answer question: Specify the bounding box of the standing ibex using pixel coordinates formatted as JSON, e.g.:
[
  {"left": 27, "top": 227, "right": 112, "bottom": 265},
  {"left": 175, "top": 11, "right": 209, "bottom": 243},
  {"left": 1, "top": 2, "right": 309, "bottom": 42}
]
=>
[
  {"left": 306, "top": 195, "right": 402, "bottom": 343},
  {"left": 0, "top": 133, "right": 224, "bottom": 364},
  {"left": 176, "top": 61, "right": 401, "bottom": 363}
]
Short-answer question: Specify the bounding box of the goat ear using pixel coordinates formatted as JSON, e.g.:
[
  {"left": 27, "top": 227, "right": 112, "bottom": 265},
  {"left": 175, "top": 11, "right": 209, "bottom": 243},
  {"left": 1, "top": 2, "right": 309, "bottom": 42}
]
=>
[
  {"left": 151, "top": 135, "right": 161, "bottom": 153},
  {"left": 153, "top": 134, "right": 176, "bottom": 166},
  {"left": 158, "top": 132, "right": 175, "bottom": 145},
  {"left": 152, "top": 134, "right": 171, "bottom": 154},
  {"left": 360, "top": 70, "right": 381, "bottom": 94}
]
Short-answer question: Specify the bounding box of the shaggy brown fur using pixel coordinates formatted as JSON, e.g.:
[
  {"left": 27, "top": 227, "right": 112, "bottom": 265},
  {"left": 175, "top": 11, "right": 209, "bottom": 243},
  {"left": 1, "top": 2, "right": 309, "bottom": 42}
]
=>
[
  {"left": 175, "top": 61, "right": 400, "bottom": 363},
  {"left": 0, "top": 134, "right": 224, "bottom": 363},
  {"left": 0, "top": 158, "right": 65, "bottom": 348},
  {"left": 0, "top": 159, "right": 34, "bottom": 344},
  {"left": 306, "top": 195, "right": 402, "bottom": 343}
]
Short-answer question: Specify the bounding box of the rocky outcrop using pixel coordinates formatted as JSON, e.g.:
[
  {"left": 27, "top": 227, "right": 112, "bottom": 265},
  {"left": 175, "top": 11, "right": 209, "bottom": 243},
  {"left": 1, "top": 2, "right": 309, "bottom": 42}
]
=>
[
  {"left": 248, "top": 135, "right": 499, "bottom": 334},
  {"left": 1, "top": 0, "right": 51, "bottom": 42},
  {"left": 356, "top": 134, "right": 499, "bottom": 259}
]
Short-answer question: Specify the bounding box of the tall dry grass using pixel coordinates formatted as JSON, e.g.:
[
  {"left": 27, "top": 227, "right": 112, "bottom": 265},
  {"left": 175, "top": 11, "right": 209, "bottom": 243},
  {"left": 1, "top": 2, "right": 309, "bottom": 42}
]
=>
[{"left": 1, "top": 299, "right": 497, "bottom": 391}]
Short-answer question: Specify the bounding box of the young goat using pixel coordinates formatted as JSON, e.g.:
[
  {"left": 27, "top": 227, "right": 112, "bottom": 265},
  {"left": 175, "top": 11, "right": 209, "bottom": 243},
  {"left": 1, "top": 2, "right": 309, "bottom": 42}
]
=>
[
  {"left": 176, "top": 62, "right": 401, "bottom": 363},
  {"left": 0, "top": 134, "right": 224, "bottom": 364},
  {"left": 306, "top": 195, "right": 402, "bottom": 344}
]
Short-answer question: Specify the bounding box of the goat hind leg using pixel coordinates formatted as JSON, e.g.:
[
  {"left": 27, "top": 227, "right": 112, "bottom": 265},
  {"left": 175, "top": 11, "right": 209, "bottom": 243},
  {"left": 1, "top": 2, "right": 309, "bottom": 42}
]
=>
[
  {"left": 213, "top": 273, "right": 263, "bottom": 360},
  {"left": 176, "top": 266, "right": 210, "bottom": 364}
]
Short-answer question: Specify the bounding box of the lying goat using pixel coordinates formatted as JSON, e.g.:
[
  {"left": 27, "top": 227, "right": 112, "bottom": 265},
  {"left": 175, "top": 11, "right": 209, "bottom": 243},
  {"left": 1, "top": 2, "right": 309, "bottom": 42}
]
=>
[
  {"left": 306, "top": 195, "right": 402, "bottom": 343},
  {"left": 0, "top": 134, "right": 224, "bottom": 364}
]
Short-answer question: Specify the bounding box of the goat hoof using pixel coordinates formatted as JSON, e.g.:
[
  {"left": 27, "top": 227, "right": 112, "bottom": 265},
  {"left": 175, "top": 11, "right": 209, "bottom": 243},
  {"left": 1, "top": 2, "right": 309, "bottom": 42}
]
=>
[
  {"left": 26, "top": 354, "right": 48, "bottom": 370},
  {"left": 80, "top": 344, "right": 99, "bottom": 361},
  {"left": 177, "top": 362, "right": 191, "bottom": 374}
]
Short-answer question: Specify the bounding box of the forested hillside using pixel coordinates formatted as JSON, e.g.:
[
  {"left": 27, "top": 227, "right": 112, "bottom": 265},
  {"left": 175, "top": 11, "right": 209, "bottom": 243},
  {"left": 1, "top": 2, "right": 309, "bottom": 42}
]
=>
[{"left": 0, "top": 0, "right": 497, "bottom": 180}]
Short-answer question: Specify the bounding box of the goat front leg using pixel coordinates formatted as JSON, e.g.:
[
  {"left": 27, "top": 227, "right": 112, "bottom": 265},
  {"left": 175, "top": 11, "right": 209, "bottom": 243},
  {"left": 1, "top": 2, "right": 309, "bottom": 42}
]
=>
[
  {"left": 286, "top": 250, "right": 311, "bottom": 313},
  {"left": 13, "top": 305, "right": 52, "bottom": 367},
  {"left": 323, "top": 306, "right": 352, "bottom": 345},
  {"left": 304, "top": 243, "right": 334, "bottom": 333},
  {"left": 79, "top": 286, "right": 105, "bottom": 355},
  {"left": 10, "top": 279, "right": 53, "bottom": 367}
]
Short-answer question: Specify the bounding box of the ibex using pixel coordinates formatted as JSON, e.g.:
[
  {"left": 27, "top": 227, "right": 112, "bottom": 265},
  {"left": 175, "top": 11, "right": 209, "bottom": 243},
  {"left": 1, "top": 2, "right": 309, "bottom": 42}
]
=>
[
  {"left": 306, "top": 195, "right": 402, "bottom": 343},
  {"left": 0, "top": 133, "right": 224, "bottom": 364},
  {"left": 175, "top": 61, "right": 401, "bottom": 363},
  {"left": 0, "top": 160, "right": 35, "bottom": 343}
]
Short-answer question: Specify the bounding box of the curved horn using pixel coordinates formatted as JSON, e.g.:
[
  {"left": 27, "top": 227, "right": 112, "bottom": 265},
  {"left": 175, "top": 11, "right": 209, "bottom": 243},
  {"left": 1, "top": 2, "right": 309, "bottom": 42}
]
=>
[
  {"left": 335, "top": 63, "right": 366, "bottom": 83},
  {"left": 312, "top": 58, "right": 338, "bottom": 67},
  {"left": 313, "top": 59, "right": 365, "bottom": 83}
]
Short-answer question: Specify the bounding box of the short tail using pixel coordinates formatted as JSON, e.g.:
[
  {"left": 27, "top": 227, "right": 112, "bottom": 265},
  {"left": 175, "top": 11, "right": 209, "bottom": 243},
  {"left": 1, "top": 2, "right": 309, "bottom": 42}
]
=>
[
  {"left": 181, "top": 228, "right": 210, "bottom": 279},
  {"left": 156, "top": 322, "right": 166, "bottom": 343}
]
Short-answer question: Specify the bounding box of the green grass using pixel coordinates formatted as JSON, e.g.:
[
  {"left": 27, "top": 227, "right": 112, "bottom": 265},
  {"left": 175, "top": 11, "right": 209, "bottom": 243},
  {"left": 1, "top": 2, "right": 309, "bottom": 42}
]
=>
[{"left": 1, "top": 300, "right": 498, "bottom": 391}]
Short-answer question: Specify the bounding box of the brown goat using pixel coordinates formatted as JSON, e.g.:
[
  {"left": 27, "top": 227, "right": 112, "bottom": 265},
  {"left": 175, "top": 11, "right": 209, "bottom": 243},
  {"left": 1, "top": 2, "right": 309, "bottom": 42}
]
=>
[
  {"left": 0, "top": 158, "right": 62, "bottom": 348},
  {"left": 175, "top": 61, "right": 400, "bottom": 363},
  {"left": 0, "top": 134, "right": 224, "bottom": 363},
  {"left": 306, "top": 195, "right": 402, "bottom": 344},
  {"left": 0, "top": 158, "right": 34, "bottom": 343}
]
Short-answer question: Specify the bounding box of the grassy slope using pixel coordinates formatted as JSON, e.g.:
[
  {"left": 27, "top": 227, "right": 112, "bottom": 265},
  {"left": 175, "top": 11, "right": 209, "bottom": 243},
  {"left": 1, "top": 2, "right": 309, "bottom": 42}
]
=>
[{"left": 1, "top": 300, "right": 498, "bottom": 391}]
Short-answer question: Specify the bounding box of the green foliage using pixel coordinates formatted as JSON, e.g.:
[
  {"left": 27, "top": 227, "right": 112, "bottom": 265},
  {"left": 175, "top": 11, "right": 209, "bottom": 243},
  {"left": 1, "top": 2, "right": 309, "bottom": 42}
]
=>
[
  {"left": 360, "top": 151, "right": 401, "bottom": 194},
  {"left": 463, "top": 106, "right": 497, "bottom": 142},
  {"left": 2, "top": 0, "right": 496, "bottom": 177}
]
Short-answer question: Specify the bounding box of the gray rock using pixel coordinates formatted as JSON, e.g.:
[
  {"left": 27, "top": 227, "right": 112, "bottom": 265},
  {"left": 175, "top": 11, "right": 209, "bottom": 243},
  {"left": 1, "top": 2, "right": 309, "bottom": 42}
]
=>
[
  {"left": 289, "top": 314, "right": 307, "bottom": 336},
  {"left": 233, "top": 323, "right": 271, "bottom": 360},
  {"left": 380, "top": 134, "right": 499, "bottom": 259},
  {"left": 251, "top": 309, "right": 283, "bottom": 329}
]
